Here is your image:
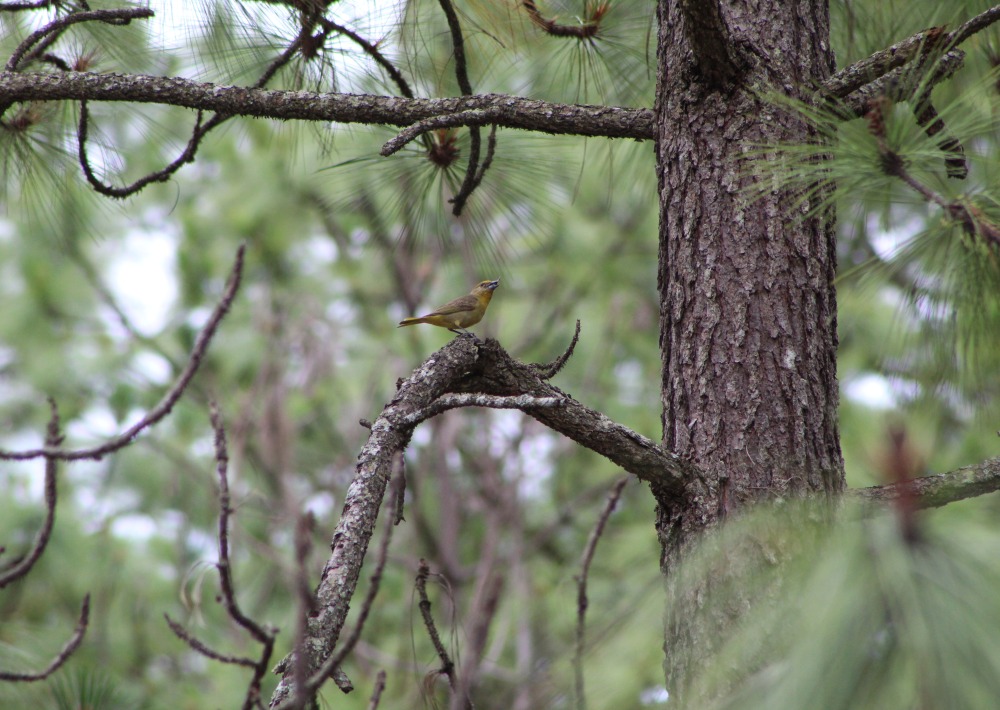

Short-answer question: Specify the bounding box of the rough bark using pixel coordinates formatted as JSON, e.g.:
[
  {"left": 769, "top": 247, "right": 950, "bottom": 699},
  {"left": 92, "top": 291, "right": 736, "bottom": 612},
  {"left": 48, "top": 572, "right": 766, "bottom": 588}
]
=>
[
  {"left": 653, "top": 0, "right": 842, "bottom": 700},
  {"left": 0, "top": 70, "right": 655, "bottom": 140}
]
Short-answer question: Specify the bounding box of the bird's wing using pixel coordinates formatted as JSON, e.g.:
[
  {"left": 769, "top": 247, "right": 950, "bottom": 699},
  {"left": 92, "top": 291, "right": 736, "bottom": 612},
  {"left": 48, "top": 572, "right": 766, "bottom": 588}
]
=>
[{"left": 427, "top": 294, "right": 477, "bottom": 316}]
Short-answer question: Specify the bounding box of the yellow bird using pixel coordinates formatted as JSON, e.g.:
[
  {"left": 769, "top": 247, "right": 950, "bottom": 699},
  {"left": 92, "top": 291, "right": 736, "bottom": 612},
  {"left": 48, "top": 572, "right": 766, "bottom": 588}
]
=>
[{"left": 398, "top": 279, "right": 500, "bottom": 335}]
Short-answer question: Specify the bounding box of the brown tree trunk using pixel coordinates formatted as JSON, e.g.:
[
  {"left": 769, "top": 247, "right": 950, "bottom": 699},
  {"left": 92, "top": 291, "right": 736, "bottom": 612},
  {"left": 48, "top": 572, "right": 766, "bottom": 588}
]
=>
[{"left": 652, "top": 0, "right": 844, "bottom": 700}]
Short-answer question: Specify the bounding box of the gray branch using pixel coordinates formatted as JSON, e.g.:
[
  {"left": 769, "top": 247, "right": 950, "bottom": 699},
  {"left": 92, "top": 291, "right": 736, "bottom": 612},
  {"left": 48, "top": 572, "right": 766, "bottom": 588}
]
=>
[
  {"left": 851, "top": 455, "right": 1000, "bottom": 509},
  {"left": 0, "top": 70, "right": 655, "bottom": 140}
]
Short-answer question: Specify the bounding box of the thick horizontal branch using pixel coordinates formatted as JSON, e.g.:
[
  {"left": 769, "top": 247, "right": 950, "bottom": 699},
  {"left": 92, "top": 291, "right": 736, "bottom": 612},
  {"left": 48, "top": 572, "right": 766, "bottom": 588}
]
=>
[
  {"left": 851, "top": 454, "right": 1000, "bottom": 509},
  {"left": 0, "top": 70, "right": 655, "bottom": 140}
]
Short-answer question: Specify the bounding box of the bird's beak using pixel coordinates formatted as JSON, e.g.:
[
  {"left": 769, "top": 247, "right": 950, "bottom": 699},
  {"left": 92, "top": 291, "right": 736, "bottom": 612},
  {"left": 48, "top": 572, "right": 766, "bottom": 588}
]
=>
[{"left": 487, "top": 279, "right": 500, "bottom": 290}]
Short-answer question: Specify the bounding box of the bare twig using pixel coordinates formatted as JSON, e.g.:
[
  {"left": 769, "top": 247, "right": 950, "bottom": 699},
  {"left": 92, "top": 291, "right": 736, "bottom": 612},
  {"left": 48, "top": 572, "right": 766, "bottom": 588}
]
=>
[
  {"left": 367, "top": 670, "right": 388, "bottom": 710},
  {"left": 0, "top": 400, "right": 62, "bottom": 588},
  {"left": 381, "top": 108, "right": 504, "bottom": 156},
  {"left": 950, "top": 5, "right": 1000, "bottom": 47},
  {"left": 166, "top": 400, "right": 277, "bottom": 710},
  {"left": 77, "top": 100, "right": 206, "bottom": 198},
  {"left": 6, "top": 7, "right": 155, "bottom": 71},
  {"left": 415, "top": 559, "right": 458, "bottom": 692},
  {"left": 0, "top": 245, "right": 245, "bottom": 463},
  {"left": 321, "top": 18, "right": 414, "bottom": 98},
  {"left": 0, "top": 595, "right": 90, "bottom": 682},
  {"left": 468, "top": 124, "right": 498, "bottom": 197},
  {"left": 574, "top": 477, "right": 628, "bottom": 710},
  {"left": 74, "top": 24, "right": 310, "bottom": 199},
  {"left": 164, "top": 614, "right": 259, "bottom": 668},
  {"left": 826, "top": 5, "right": 1000, "bottom": 103},
  {"left": 0, "top": 1, "right": 60, "bottom": 11},
  {"left": 522, "top": 0, "right": 606, "bottom": 40},
  {"left": 435, "top": 0, "right": 484, "bottom": 215},
  {"left": 532, "top": 319, "right": 581, "bottom": 380},
  {"left": 823, "top": 26, "right": 948, "bottom": 99}
]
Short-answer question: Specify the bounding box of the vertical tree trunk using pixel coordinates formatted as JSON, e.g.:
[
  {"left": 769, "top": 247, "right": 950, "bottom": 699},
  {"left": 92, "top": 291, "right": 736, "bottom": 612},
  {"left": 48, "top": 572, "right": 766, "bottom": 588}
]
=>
[{"left": 652, "top": 0, "right": 843, "bottom": 699}]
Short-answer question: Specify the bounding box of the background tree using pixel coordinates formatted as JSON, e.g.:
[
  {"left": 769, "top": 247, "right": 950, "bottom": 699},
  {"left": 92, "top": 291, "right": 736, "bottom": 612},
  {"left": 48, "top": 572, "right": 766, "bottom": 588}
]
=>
[{"left": 2, "top": 1, "right": 1000, "bottom": 709}]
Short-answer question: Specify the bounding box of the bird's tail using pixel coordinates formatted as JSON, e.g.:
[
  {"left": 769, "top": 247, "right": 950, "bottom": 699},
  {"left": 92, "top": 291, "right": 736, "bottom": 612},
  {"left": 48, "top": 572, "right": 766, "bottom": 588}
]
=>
[{"left": 398, "top": 317, "right": 429, "bottom": 328}]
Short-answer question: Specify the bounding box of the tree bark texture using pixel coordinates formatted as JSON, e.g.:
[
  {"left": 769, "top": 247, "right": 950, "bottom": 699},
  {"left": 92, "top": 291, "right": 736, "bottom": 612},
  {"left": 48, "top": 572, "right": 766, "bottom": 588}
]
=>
[{"left": 653, "top": 0, "right": 843, "bottom": 700}]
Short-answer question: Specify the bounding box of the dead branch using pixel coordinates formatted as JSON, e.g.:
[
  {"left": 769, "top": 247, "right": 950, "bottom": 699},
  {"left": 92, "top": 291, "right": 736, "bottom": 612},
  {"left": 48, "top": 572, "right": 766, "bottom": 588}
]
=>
[
  {"left": 0, "top": 595, "right": 90, "bottom": 682},
  {"left": 6, "top": 7, "right": 155, "bottom": 71},
  {"left": 574, "top": 477, "right": 628, "bottom": 710},
  {"left": 0, "top": 245, "right": 245, "bottom": 463},
  {"left": 166, "top": 401, "right": 277, "bottom": 710},
  {"left": 415, "top": 559, "right": 459, "bottom": 696},
  {"left": 0, "top": 400, "right": 62, "bottom": 588}
]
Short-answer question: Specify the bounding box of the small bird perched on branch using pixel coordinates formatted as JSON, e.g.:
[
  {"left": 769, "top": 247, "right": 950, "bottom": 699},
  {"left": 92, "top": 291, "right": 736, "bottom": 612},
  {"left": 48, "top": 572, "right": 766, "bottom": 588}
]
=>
[{"left": 398, "top": 279, "right": 500, "bottom": 335}]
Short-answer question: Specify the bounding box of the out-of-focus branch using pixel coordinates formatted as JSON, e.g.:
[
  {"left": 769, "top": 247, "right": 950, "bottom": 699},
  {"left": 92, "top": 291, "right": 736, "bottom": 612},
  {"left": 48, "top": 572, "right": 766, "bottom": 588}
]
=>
[
  {"left": 865, "top": 99, "right": 1000, "bottom": 248},
  {"left": 574, "top": 477, "right": 628, "bottom": 710},
  {"left": 852, "top": 454, "right": 1000, "bottom": 509},
  {"left": 367, "top": 670, "right": 387, "bottom": 710},
  {"left": 416, "top": 559, "right": 459, "bottom": 696},
  {"left": 0, "top": 400, "right": 62, "bottom": 588},
  {"left": 0, "top": 596, "right": 90, "bottom": 682},
  {"left": 0, "top": 400, "right": 93, "bottom": 682},
  {"left": 5, "top": 7, "right": 155, "bottom": 71},
  {"left": 167, "top": 401, "right": 277, "bottom": 710},
  {"left": 436, "top": 0, "right": 483, "bottom": 216},
  {"left": 0, "top": 245, "right": 245, "bottom": 463}
]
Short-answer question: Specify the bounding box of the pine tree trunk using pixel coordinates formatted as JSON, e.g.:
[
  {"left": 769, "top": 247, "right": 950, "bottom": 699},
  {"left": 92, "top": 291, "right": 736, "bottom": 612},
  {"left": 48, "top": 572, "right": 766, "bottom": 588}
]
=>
[{"left": 652, "top": 0, "right": 844, "bottom": 700}]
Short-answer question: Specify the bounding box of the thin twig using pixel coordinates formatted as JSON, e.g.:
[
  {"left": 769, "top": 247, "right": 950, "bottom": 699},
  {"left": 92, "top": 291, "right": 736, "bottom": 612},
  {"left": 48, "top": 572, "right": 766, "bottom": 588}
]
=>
[
  {"left": 6, "top": 7, "right": 155, "bottom": 71},
  {"left": 210, "top": 400, "right": 276, "bottom": 710},
  {"left": 381, "top": 108, "right": 504, "bottom": 156},
  {"left": 853, "top": 454, "right": 1000, "bottom": 509},
  {"left": 321, "top": 18, "right": 414, "bottom": 98},
  {"left": 77, "top": 100, "right": 206, "bottom": 198},
  {"left": 0, "top": 399, "right": 62, "bottom": 588},
  {"left": 950, "top": 5, "right": 1000, "bottom": 47},
  {"left": 164, "top": 614, "right": 259, "bottom": 668},
  {"left": 522, "top": 0, "right": 606, "bottom": 39},
  {"left": 825, "top": 5, "right": 1000, "bottom": 101},
  {"left": 0, "top": 245, "right": 245, "bottom": 463},
  {"left": 166, "top": 397, "right": 283, "bottom": 707},
  {"left": 415, "top": 559, "right": 457, "bottom": 691},
  {"left": 367, "top": 670, "right": 388, "bottom": 710},
  {"left": 468, "top": 124, "right": 498, "bottom": 195},
  {"left": 0, "top": 595, "right": 90, "bottom": 681},
  {"left": 574, "top": 477, "right": 628, "bottom": 710},
  {"left": 75, "top": 25, "right": 309, "bottom": 199},
  {"left": 532, "top": 320, "right": 581, "bottom": 380},
  {"left": 435, "top": 0, "right": 485, "bottom": 215}
]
